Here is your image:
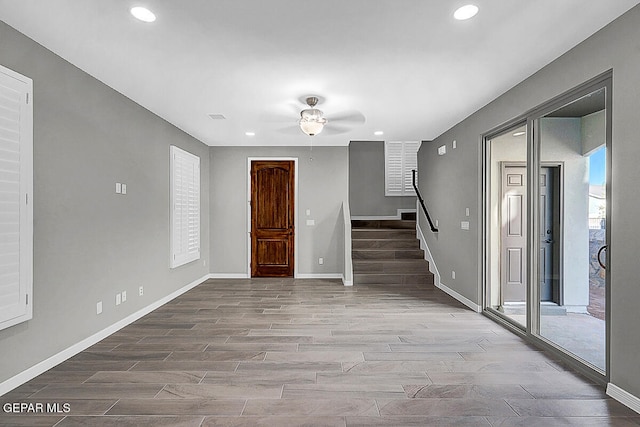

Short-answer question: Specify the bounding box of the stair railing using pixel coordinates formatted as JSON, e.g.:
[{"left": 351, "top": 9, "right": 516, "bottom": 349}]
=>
[{"left": 412, "top": 169, "right": 438, "bottom": 233}]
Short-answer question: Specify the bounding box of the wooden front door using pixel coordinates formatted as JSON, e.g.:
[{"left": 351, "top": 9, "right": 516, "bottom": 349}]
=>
[{"left": 251, "top": 161, "right": 295, "bottom": 277}]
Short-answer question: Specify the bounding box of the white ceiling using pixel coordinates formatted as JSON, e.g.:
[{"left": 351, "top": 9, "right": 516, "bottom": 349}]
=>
[{"left": 1, "top": 1, "right": 638, "bottom": 147}]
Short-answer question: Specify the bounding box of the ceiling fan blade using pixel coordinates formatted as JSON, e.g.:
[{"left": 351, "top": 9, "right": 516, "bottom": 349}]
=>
[
  {"left": 328, "top": 110, "right": 365, "bottom": 125},
  {"left": 322, "top": 124, "right": 353, "bottom": 135}
]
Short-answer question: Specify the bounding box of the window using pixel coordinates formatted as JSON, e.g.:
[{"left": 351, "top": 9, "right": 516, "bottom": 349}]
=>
[
  {"left": 0, "top": 65, "right": 33, "bottom": 331},
  {"left": 170, "top": 146, "right": 200, "bottom": 268},
  {"left": 385, "top": 141, "right": 421, "bottom": 196}
]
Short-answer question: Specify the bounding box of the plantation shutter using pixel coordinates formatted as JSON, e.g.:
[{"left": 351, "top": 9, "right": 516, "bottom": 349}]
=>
[
  {"left": 0, "top": 65, "right": 33, "bottom": 331},
  {"left": 170, "top": 146, "right": 200, "bottom": 268},
  {"left": 385, "top": 141, "right": 421, "bottom": 196}
]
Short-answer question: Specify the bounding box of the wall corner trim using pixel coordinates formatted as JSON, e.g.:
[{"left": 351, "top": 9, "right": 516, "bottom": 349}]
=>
[
  {"left": 607, "top": 383, "right": 640, "bottom": 414},
  {"left": 0, "top": 274, "right": 211, "bottom": 397},
  {"left": 342, "top": 275, "right": 354, "bottom": 287}
]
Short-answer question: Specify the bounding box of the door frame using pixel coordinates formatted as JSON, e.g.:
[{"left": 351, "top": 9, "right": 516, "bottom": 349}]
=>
[{"left": 246, "top": 157, "right": 299, "bottom": 278}]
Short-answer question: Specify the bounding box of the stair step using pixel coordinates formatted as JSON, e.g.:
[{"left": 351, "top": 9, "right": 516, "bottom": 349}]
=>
[
  {"left": 352, "top": 248, "right": 424, "bottom": 260},
  {"left": 352, "top": 239, "right": 420, "bottom": 249},
  {"left": 352, "top": 229, "right": 416, "bottom": 240},
  {"left": 351, "top": 219, "right": 416, "bottom": 229},
  {"left": 354, "top": 273, "right": 435, "bottom": 285},
  {"left": 353, "top": 259, "right": 429, "bottom": 273}
]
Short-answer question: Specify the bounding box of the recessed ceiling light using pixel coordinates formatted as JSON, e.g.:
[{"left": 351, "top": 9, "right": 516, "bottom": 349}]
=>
[
  {"left": 245, "top": 132, "right": 255, "bottom": 136},
  {"left": 454, "top": 4, "right": 479, "bottom": 20},
  {"left": 374, "top": 131, "right": 384, "bottom": 136},
  {"left": 513, "top": 131, "right": 526, "bottom": 137},
  {"left": 130, "top": 6, "right": 156, "bottom": 23}
]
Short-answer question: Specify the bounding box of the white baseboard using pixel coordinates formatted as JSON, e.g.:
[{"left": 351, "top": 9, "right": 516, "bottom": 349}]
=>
[
  {"left": 438, "top": 281, "right": 482, "bottom": 313},
  {"left": 607, "top": 383, "right": 640, "bottom": 414},
  {"left": 0, "top": 274, "right": 210, "bottom": 397},
  {"left": 352, "top": 209, "right": 416, "bottom": 221},
  {"left": 416, "top": 223, "right": 480, "bottom": 313},
  {"left": 295, "top": 273, "right": 343, "bottom": 280},
  {"left": 416, "top": 223, "right": 442, "bottom": 288},
  {"left": 208, "top": 273, "right": 250, "bottom": 279},
  {"left": 342, "top": 275, "right": 353, "bottom": 287}
]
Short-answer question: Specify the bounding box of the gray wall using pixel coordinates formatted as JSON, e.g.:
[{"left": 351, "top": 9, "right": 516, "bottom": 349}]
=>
[
  {"left": 0, "top": 22, "right": 210, "bottom": 384},
  {"left": 418, "top": 5, "right": 640, "bottom": 396},
  {"left": 209, "top": 146, "right": 348, "bottom": 276},
  {"left": 349, "top": 141, "right": 415, "bottom": 216}
]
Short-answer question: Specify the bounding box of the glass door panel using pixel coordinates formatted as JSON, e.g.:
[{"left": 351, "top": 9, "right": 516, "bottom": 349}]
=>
[
  {"left": 486, "top": 125, "right": 528, "bottom": 328},
  {"left": 536, "top": 88, "right": 607, "bottom": 372}
]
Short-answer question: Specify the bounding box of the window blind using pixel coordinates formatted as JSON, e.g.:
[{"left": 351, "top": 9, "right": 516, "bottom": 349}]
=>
[
  {"left": 170, "top": 146, "right": 200, "bottom": 268},
  {"left": 0, "top": 65, "right": 33, "bottom": 330},
  {"left": 385, "top": 141, "right": 421, "bottom": 196}
]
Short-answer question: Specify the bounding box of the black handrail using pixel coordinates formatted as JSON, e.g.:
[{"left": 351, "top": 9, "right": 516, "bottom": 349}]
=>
[{"left": 412, "top": 169, "right": 438, "bottom": 233}]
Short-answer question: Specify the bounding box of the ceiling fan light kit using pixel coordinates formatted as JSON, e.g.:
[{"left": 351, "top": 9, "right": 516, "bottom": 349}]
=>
[{"left": 299, "top": 96, "right": 328, "bottom": 136}]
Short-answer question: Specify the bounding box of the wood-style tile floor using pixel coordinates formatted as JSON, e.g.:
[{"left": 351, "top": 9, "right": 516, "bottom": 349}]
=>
[{"left": 2, "top": 278, "right": 639, "bottom": 426}]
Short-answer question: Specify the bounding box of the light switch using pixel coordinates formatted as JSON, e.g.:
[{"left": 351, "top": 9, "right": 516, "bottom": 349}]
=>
[
  {"left": 306, "top": 219, "right": 315, "bottom": 226},
  {"left": 465, "top": 207, "right": 470, "bottom": 217},
  {"left": 438, "top": 145, "right": 447, "bottom": 156},
  {"left": 461, "top": 221, "right": 470, "bottom": 230},
  {"left": 453, "top": 140, "right": 457, "bottom": 149},
  {"left": 306, "top": 209, "right": 311, "bottom": 216},
  {"left": 115, "top": 183, "right": 121, "bottom": 194},
  {"left": 121, "top": 184, "right": 127, "bottom": 195}
]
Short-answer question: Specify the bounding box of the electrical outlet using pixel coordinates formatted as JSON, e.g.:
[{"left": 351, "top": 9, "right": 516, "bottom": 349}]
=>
[
  {"left": 122, "top": 291, "right": 127, "bottom": 302},
  {"left": 96, "top": 301, "right": 103, "bottom": 315},
  {"left": 115, "top": 293, "right": 121, "bottom": 305},
  {"left": 139, "top": 286, "right": 144, "bottom": 296},
  {"left": 121, "top": 184, "right": 127, "bottom": 194},
  {"left": 452, "top": 271, "right": 456, "bottom": 280},
  {"left": 318, "top": 257, "right": 324, "bottom": 265}
]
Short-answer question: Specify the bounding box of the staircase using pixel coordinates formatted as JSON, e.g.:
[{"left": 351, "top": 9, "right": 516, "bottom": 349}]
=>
[{"left": 351, "top": 214, "right": 435, "bottom": 286}]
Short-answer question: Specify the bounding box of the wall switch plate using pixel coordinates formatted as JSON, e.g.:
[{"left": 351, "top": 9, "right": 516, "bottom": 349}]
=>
[
  {"left": 115, "top": 293, "right": 121, "bottom": 305},
  {"left": 115, "top": 183, "right": 121, "bottom": 194},
  {"left": 461, "top": 221, "right": 470, "bottom": 230},
  {"left": 319, "top": 257, "right": 324, "bottom": 265},
  {"left": 452, "top": 271, "right": 456, "bottom": 279},
  {"left": 96, "top": 301, "right": 102, "bottom": 315},
  {"left": 453, "top": 140, "right": 457, "bottom": 149},
  {"left": 306, "top": 219, "right": 315, "bottom": 226},
  {"left": 465, "top": 207, "right": 470, "bottom": 217},
  {"left": 435, "top": 219, "right": 439, "bottom": 227},
  {"left": 121, "top": 291, "right": 127, "bottom": 302},
  {"left": 121, "top": 184, "right": 127, "bottom": 194},
  {"left": 139, "top": 286, "right": 144, "bottom": 296},
  {"left": 306, "top": 209, "right": 311, "bottom": 216},
  {"left": 438, "top": 145, "right": 447, "bottom": 156}
]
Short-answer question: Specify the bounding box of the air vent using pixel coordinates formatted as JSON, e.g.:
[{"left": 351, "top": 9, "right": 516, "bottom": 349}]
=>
[{"left": 208, "top": 114, "right": 226, "bottom": 120}]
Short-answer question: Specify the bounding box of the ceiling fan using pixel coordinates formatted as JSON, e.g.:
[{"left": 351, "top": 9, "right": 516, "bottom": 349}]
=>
[{"left": 274, "top": 95, "right": 365, "bottom": 137}]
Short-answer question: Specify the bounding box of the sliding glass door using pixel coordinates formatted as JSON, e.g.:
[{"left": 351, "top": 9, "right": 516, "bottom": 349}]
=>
[{"left": 483, "top": 74, "right": 611, "bottom": 379}]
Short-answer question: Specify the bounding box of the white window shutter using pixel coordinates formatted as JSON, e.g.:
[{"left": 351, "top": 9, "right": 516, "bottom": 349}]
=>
[
  {"left": 0, "top": 65, "right": 33, "bottom": 331},
  {"left": 170, "top": 146, "right": 200, "bottom": 268},
  {"left": 385, "top": 141, "right": 421, "bottom": 196}
]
